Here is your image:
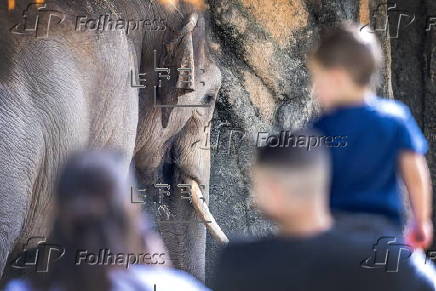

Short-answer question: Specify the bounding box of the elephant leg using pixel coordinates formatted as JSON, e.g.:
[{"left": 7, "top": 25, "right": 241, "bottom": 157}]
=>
[{"left": 0, "top": 121, "right": 46, "bottom": 282}]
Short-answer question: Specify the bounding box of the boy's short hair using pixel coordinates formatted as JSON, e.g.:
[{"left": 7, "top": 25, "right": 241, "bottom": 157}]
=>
[
  {"left": 256, "top": 128, "right": 328, "bottom": 171},
  {"left": 255, "top": 128, "right": 330, "bottom": 194},
  {"left": 310, "top": 22, "right": 383, "bottom": 87}
]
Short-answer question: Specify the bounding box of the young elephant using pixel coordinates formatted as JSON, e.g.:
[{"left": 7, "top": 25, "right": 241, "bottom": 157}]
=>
[{"left": 0, "top": 0, "right": 225, "bottom": 283}]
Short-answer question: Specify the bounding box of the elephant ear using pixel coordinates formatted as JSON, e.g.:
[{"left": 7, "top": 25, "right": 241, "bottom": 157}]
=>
[{"left": 158, "top": 13, "right": 199, "bottom": 128}]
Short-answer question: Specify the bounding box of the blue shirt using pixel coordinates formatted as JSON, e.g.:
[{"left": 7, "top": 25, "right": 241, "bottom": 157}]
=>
[{"left": 312, "top": 97, "right": 428, "bottom": 224}]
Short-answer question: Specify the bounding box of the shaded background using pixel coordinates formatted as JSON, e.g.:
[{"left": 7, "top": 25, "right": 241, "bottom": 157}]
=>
[{"left": 204, "top": 0, "right": 436, "bottom": 283}]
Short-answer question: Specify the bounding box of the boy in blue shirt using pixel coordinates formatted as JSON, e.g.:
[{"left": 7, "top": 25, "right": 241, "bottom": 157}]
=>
[{"left": 309, "top": 23, "right": 433, "bottom": 249}]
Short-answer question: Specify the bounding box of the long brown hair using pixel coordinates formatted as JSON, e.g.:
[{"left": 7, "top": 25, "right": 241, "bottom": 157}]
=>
[{"left": 31, "top": 150, "right": 147, "bottom": 291}]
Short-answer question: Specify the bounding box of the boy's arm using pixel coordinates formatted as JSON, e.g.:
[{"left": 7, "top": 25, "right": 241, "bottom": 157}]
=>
[{"left": 400, "top": 151, "right": 433, "bottom": 248}]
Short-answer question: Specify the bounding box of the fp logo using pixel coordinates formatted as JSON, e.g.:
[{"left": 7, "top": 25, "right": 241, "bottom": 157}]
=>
[
  {"left": 361, "top": 2, "right": 415, "bottom": 39},
  {"left": 10, "top": 3, "right": 65, "bottom": 38},
  {"left": 9, "top": 237, "right": 65, "bottom": 273},
  {"left": 361, "top": 237, "right": 413, "bottom": 272}
]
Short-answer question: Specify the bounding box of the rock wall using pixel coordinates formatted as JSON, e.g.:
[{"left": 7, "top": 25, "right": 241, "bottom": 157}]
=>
[
  {"left": 387, "top": 0, "right": 436, "bottom": 244},
  {"left": 204, "top": 0, "right": 436, "bottom": 284},
  {"left": 205, "top": 0, "right": 361, "bottom": 283}
]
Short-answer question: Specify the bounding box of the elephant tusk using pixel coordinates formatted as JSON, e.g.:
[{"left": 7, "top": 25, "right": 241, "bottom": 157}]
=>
[{"left": 189, "top": 179, "right": 229, "bottom": 243}]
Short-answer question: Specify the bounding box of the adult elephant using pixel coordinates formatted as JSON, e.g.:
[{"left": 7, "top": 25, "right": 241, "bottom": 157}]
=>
[{"left": 0, "top": 0, "right": 226, "bottom": 283}]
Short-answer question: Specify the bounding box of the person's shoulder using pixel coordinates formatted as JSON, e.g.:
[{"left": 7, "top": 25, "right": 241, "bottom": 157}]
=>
[
  {"left": 117, "top": 266, "right": 210, "bottom": 291},
  {"left": 308, "top": 229, "right": 375, "bottom": 263},
  {"left": 219, "top": 239, "right": 256, "bottom": 262},
  {"left": 369, "top": 97, "right": 413, "bottom": 123},
  {"left": 221, "top": 236, "right": 277, "bottom": 254},
  {"left": 310, "top": 110, "right": 330, "bottom": 129},
  {"left": 4, "top": 279, "right": 32, "bottom": 291},
  {"left": 217, "top": 236, "right": 282, "bottom": 268}
]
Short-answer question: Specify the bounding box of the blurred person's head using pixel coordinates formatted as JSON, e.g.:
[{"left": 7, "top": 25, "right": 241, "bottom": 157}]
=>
[
  {"left": 252, "top": 129, "right": 331, "bottom": 236},
  {"left": 308, "top": 22, "right": 383, "bottom": 109},
  {"left": 31, "top": 150, "right": 153, "bottom": 291}
]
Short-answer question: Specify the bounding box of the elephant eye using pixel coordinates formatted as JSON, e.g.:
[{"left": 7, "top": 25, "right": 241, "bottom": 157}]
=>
[{"left": 203, "top": 93, "right": 215, "bottom": 104}]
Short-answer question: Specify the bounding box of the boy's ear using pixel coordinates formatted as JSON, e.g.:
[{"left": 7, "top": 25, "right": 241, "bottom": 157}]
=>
[
  {"left": 330, "top": 67, "right": 349, "bottom": 87},
  {"left": 268, "top": 176, "right": 284, "bottom": 198}
]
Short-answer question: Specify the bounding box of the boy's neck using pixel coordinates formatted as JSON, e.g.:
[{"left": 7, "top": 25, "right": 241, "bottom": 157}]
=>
[{"left": 325, "top": 88, "right": 374, "bottom": 110}]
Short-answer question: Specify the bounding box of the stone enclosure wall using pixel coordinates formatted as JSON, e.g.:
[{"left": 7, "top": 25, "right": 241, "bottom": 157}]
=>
[{"left": 204, "top": 0, "right": 436, "bottom": 283}]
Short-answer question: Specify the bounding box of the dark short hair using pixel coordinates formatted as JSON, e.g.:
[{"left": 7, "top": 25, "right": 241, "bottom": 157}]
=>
[
  {"left": 310, "top": 22, "right": 382, "bottom": 87},
  {"left": 256, "top": 128, "right": 328, "bottom": 170}
]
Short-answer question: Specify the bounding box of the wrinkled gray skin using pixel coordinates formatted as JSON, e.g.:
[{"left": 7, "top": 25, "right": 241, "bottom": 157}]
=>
[{"left": 0, "top": 0, "right": 219, "bottom": 283}]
